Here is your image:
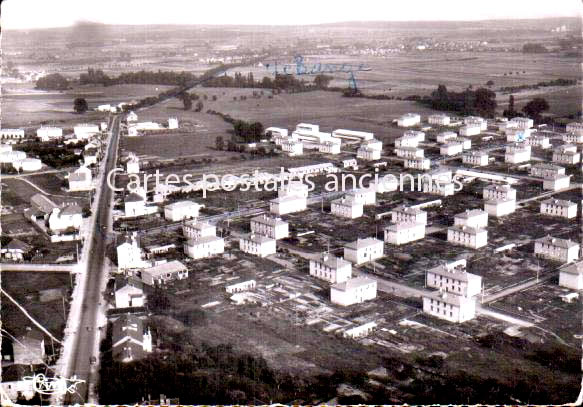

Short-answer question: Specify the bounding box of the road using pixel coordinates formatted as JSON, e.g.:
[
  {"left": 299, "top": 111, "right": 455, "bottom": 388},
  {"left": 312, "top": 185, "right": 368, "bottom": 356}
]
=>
[{"left": 62, "top": 116, "right": 120, "bottom": 405}]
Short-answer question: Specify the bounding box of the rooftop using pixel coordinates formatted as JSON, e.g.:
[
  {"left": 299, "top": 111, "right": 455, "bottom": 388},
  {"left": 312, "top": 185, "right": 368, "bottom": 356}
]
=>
[
  {"left": 331, "top": 276, "right": 376, "bottom": 292},
  {"left": 315, "top": 253, "right": 351, "bottom": 269},
  {"left": 345, "top": 237, "right": 382, "bottom": 250},
  {"left": 536, "top": 236, "right": 579, "bottom": 249}
]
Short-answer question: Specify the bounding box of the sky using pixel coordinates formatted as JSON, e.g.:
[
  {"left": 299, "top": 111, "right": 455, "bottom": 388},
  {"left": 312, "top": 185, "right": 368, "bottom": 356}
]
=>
[{"left": 2, "top": 0, "right": 581, "bottom": 29}]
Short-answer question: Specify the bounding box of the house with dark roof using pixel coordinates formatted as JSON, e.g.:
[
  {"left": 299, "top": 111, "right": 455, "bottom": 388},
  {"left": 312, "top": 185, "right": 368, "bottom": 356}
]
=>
[
  {"left": 111, "top": 315, "right": 152, "bottom": 363},
  {"left": 1, "top": 239, "right": 33, "bottom": 261},
  {"left": 114, "top": 277, "right": 145, "bottom": 309}
]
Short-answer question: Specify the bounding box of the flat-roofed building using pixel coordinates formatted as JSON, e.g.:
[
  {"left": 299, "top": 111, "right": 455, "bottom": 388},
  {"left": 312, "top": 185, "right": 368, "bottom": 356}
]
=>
[
  {"left": 395, "top": 135, "right": 419, "bottom": 148},
  {"left": 343, "top": 321, "right": 377, "bottom": 338},
  {"left": 265, "top": 127, "right": 289, "bottom": 139},
  {"left": 459, "top": 124, "right": 481, "bottom": 137},
  {"left": 344, "top": 237, "right": 384, "bottom": 265},
  {"left": 559, "top": 262, "right": 583, "bottom": 290},
  {"left": 484, "top": 198, "right": 516, "bottom": 217},
  {"left": 553, "top": 145, "right": 581, "bottom": 165},
  {"left": 384, "top": 222, "right": 425, "bottom": 245},
  {"left": 74, "top": 124, "right": 99, "bottom": 140},
  {"left": 447, "top": 225, "right": 488, "bottom": 249},
  {"left": 164, "top": 201, "right": 203, "bottom": 222},
  {"left": 309, "top": 253, "right": 352, "bottom": 284},
  {"left": 540, "top": 199, "right": 577, "bottom": 219},
  {"left": 330, "top": 277, "right": 377, "bottom": 306},
  {"left": 462, "top": 151, "right": 489, "bottom": 166},
  {"left": 450, "top": 137, "right": 471, "bottom": 150},
  {"left": 331, "top": 196, "right": 363, "bottom": 219},
  {"left": 141, "top": 260, "right": 188, "bottom": 286},
  {"left": 239, "top": 233, "right": 276, "bottom": 257},
  {"left": 404, "top": 157, "right": 431, "bottom": 170},
  {"left": 270, "top": 195, "right": 307, "bottom": 215},
  {"left": 331, "top": 129, "right": 374, "bottom": 142},
  {"left": 566, "top": 122, "right": 583, "bottom": 136},
  {"left": 395, "top": 146, "right": 424, "bottom": 158},
  {"left": 542, "top": 174, "right": 571, "bottom": 191},
  {"left": 403, "top": 130, "right": 425, "bottom": 141},
  {"left": 464, "top": 116, "right": 487, "bottom": 130},
  {"left": 37, "top": 126, "right": 63, "bottom": 142},
  {"left": 279, "top": 180, "right": 309, "bottom": 198},
  {"left": 183, "top": 221, "right": 216, "bottom": 240},
  {"left": 505, "top": 127, "right": 534, "bottom": 142},
  {"left": 319, "top": 140, "right": 341, "bottom": 154},
  {"left": 357, "top": 146, "right": 381, "bottom": 160},
  {"left": 563, "top": 132, "right": 583, "bottom": 144},
  {"left": 281, "top": 139, "right": 303, "bottom": 156},
  {"left": 391, "top": 206, "right": 428, "bottom": 225},
  {"left": 226, "top": 280, "right": 256, "bottom": 293},
  {"left": 184, "top": 235, "right": 225, "bottom": 259},
  {"left": 483, "top": 184, "right": 516, "bottom": 201},
  {"left": 250, "top": 214, "right": 289, "bottom": 239},
  {"left": 436, "top": 131, "right": 457, "bottom": 144},
  {"left": 454, "top": 209, "right": 488, "bottom": 228},
  {"left": 525, "top": 134, "right": 551, "bottom": 149},
  {"left": 397, "top": 113, "right": 421, "bottom": 127},
  {"left": 440, "top": 141, "right": 464, "bottom": 156},
  {"left": 345, "top": 188, "right": 376, "bottom": 205},
  {"left": 422, "top": 291, "right": 476, "bottom": 323},
  {"left": 428, "top": 114, "right": 450, "bottom": 126},
  {"left": 505, "top": 143, "right": 531, "bottom": 164},
  {"left": 426, "top": 259, "right": 482, "bottom": 297},
  {"left": 510, "top": 117, "right": 534, "bottom": 129},
  {"left": 534, "top": 236, "right": 579, "bottom": 263},
  {"left": 530, "top": 163, "right": 565, "bottom": 178},
  {"left": 0, "top": 128, "right": 25, "bottom": 143}
]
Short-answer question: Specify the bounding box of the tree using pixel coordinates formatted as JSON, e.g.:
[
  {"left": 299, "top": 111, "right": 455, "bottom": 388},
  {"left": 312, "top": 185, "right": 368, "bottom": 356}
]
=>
[
  {"left": 522, "top": 97, "right": 549, "bottom": 119},
  {"left": 178, "top": 92, "right": 192, "bottom": 110},
  {"left": 73, "top": 97, "right": 88, "bottom": 113},
  {"left": 503, "top": 94, "right": 517, "bottom": 118},
  {"left": 215, "top": 136, "right": 224, "bottom": 151},
  {"left": 195, "top": 101, "right": 204, "bottom": 112},
  {"left": 313, "top": 74, "right": 333, "bottom": 89},
  {"left": 36, "top": 73, "right": 69, "bottom": 90},
  {"left": 486, "top": 80, "right": 494, "bottom": 87}
]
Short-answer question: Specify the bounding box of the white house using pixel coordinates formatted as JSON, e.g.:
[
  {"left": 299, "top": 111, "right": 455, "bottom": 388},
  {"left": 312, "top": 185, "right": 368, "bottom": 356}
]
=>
[
  {"left": 135, "top": 122, "right": 162, "bottom": 131},
  {"left": 454, "top": 209, "right": 488, "bottom": 229},
  {"left": 483, "top": 184, "right": 516, "bottom": 201},
  {"left": 330, "top": 277, "right": 377, "bottom": 306},
  {"left": 525, "top": 135, "right": 551, "bottom": 149},
  {"left": 250, "top": 214, "right": 289, "bottom": 239},
  {"left": 566, "top": 122, "right": 583, "bottom": 136},
  {"left": 450, "top": 137, "right": 471, "bottom": 150},
  {"left": 309, "top": 252, "right": 352, "bottom": 284},
  {"left": 343, "top": 321, "right": 378, "bottom": 338},
  {"left": 357, "top": 146, "right": 381, "bottom": 161},
  {"left": 226, "top": 280, "right": 256, "bottom": 293},
  {"left": 13, "top": 158, "right": 42, "bottom": 172},
  {"left": 484, "top": 198, "right": 516, "bottom": 217},
  {"left": 391, "top": 206, "right": 427, "bottom": 225},
  {"left": 279, "top": 180, "right": 309, "bottom": 198},
  {"left": 141, "top": 260, "right": 189, "bottom": 286},
  {"left": 168, "top": 117, "right": 179, "bottom": 129},
  {"left": 440, "top": 141, "right": 464, "bottom": 156},
  {"left": 343, "top": 237, "right": 384, "bottom": 265},
  {"left": 447, "top": 225, "right": 488, "bottom": 249},
  {"left": 346, "top": 188, "right": 376, "bottom": 205},
  {"left": 530, "top": 163, "right": 565, "bottom": 178},
  {"left": 428, "top": 114, "right": 450, "bottom": 126},
  {"left": 164, "top": 201, "right": 203, "bottom": 222},
  {"left": 464, "top": 116, "right": 487, "bottom": 131},
  {"left": 553, "top": 145, "right": 581, "bottom": 165},
  {"left": 423, "top": 291, "right": 476, "bottom": 323},
  {"left": 332, "top": 129, "right": 374, "bottom": 142},
  {"left": 342, "top": 158, "right": 358, "bottom": 170},
  {"left": 183, "top": 220, "right": 217, "bottom": 240},
  {"left": 83, "top": 149, "right": 98, "bottom": 166},
  {"left": 331, "top": 196, "right": 364, "bottom": 219},
  {"left": 563, "top": 132, "right": 583, "bottom": 144},
  {"left": 127, "top": 125, "right": 138, "bottom": 137},
  {"left": 459, "top": 124, "right": 481, "bottom": 137},
  {"left": 124, "top": 193, "right": 157, "bottom": 218},
  {"left": 395, "top": 135, "right": 419, "bottom": 148},
  {"left": 384, "top": 222, "right": 425, "bottom": 245},
  {"left": 368, "top": 176, "right": 399, "bottom": 193},
  {"left": 48, "top": 205, "right": 83, "bottom": 232},
  {"left": 395, "top": 147, "right": 424, "bottom": 158},
  {"left": 505, "top": 143, "right": 531, "bottom": 164},
  {"left": 559, "top": 262, "right": 583, "bottom": 290},
  {"left": 462, "top": 151, "right": 489, "bottom": 166},
  {"left": 281, "top": 139, "right": 304, "bottom": 156},
  {"left": 540, "top": 199, "right": 577, "bottom": 219},
  {"left": 270, "top": 195, "right": 307, "bottom": 215},
  {"left": 37, "top": 126, "right": 63, "bottom": 142},
  {"left": 126, "top": 155, "right": 140, "bottom": 174},
  {"left": 534, "top": 236, "right": 579, "bottom": 263},
  {"left": 506, "top": 128, "right": 534, "bottom": 142},
  {"left": 542, "top": 174, "right": 571, "bottom": 191},
  {"left": 319, "top": 140, "right": 341, "bottom": 154},
  {"left": 126, "top": 111, "right": 138, "bottom": 122},
  {"left": 68, "top": 166, "right": 93, "bottom": 191},
  {"left": 436, "top": 131, "right": 457, "bottom": 144},
  {"left": 509, "top": 117, "right": 533, "bottom": 129},
  {"left": 397, "top": 113, "right": 421, "bottom": 127},
  {"left": 184, "top": 235, "right": 225, "bottom": 259},
  {"left": 116, "top": 234, "right": 149, "bottom": 271},
  {"left": 404, "top": 130, "right": 425, "bottom": 141},
  {"left": 0, "top": 150, "right": 26, "bottom": 163},
  {"left": 426, "top": 259, "right": 482, "bottom": 297},
  {"left": 73, "top": 124, "right": 99, "bottom": 140},
  {"left": 287, "top": 163, "right": 338, "bottom": 177},
  {"left": 239, "top": 233, "right": 276, "bottom": 257},
  {"left": 114, "top": 278, "right": 145, "bottom": 308},
  {"left": 404, "top": 157, "right": 431, "bottom": 170},
  {"left": 265, "top": 127, "right": 289, "bottom": 140}
]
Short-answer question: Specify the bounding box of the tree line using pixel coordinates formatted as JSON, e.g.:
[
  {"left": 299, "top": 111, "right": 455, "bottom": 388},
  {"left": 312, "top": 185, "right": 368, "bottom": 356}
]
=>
[{"left": 417, "top": 84, "right": 498, "bottom": 118}]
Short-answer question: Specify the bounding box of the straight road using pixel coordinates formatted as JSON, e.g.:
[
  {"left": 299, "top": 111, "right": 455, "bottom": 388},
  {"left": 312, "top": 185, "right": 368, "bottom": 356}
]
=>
[{"left": 63, "top": 116, "right": 120, "bottom": 405}]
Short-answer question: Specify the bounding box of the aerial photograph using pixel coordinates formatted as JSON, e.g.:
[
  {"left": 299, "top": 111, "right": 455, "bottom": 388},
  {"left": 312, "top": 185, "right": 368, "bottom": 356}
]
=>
[{"left": 0, "top": 0, "right": 582, "bottom": 405}]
